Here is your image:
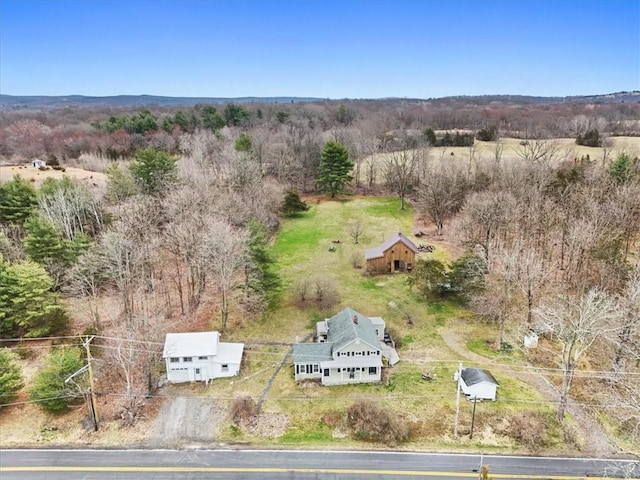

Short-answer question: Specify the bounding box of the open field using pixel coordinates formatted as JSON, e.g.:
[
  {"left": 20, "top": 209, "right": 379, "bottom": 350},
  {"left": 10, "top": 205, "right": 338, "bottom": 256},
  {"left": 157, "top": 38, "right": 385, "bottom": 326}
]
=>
[
  {"left": 362, "top": 136, "right": 640, "bottom": 185},
  {"left": 212, "top": 197, "right": 581, "bottom": 453},
  {"left": 0, "top": 164, "right": 108, "bottom": 190}
]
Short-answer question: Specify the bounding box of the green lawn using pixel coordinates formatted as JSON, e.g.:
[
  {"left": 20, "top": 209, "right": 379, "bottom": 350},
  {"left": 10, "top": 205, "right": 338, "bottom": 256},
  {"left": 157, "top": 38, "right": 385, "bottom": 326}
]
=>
[{"left": 217, "top": 196, "right": 568, "bottom": 452}]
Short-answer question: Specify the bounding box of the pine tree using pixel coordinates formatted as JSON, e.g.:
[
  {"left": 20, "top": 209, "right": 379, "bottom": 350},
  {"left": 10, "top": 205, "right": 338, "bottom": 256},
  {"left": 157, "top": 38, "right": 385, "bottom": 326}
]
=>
[
  {"left": 29, "top": 348, "right": 84, "bottom": 413},
  {"left": 0, "top": 175, "right": 38, "bottom": 226},
  {"left": 0, "top": 349, "right": 23, "bottom": 406},
  {"left": 316, "top": 141, "right": 353, "bottom": 197}
]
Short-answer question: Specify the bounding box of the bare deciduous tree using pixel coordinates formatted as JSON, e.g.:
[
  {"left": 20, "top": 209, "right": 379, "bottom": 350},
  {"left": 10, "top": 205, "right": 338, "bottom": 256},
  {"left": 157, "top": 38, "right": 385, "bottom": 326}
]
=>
[
  {"left": 516, "top": 137, "right": 562, "bottom": 165},
  {"left": 535, "top": 288, "right": 620, "bottom": 420},
  {"left": 416, "top": 164, "right": 467, "bottom": 235},
  {"left": 65, "top": 247, "right": 104, "bottom": 328},
  {"left": 383, "top": 149, "right": 420, "bottom": 210},
  {"left": 202, "top": 219, "right": 248, "bottom": 333},
  {"left": 457, "top": 190, "right": 514, "bottom": 267},
  {"left": 348, "top": 217, "right": 365, "bottom": 244}
]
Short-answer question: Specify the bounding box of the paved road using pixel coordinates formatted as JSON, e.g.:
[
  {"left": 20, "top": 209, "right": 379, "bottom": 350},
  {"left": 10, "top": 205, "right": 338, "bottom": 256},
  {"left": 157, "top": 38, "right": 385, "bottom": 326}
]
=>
[{"left": 0, "top": 449, "right": 638, "bottom": 479}]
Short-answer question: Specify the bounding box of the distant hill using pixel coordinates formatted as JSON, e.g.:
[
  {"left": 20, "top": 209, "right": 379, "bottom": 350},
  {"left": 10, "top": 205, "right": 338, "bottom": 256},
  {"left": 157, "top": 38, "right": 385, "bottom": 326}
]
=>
[
  {"left": 0, "top": 94, "right": 324, "bottom": 109},
  {"left": 423, "top": 91, "right": 640, "bottom": 106},
  {"left": 0, "top": 91, "right": 638, "bottom": 109}
]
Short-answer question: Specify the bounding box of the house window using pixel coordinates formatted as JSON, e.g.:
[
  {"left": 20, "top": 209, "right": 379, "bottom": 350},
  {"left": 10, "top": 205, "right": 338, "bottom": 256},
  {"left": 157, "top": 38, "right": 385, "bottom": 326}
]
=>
[
  {"left": 323, "top": 369, "right": 329, "bottom": 377},
  {"left": 221, "top": 364, "right": 229, "bottom": 372},
  {"left": 183, "top": 357, "right": 192, "bottom": 362},
  {"left": 369, "top": 367, "right": 377, "bottom": 375},
  {"left": 170, "top": 357, "right": 179, "bottom": 363},
  {"left": 337, "top": 368, "right": 341, "bottom": 373},
  {"left": 313, "top": 364, "right": 319, "bottom": 373},
  {"left": 198, "top": 356, "right": 208, "bottom": 360}
]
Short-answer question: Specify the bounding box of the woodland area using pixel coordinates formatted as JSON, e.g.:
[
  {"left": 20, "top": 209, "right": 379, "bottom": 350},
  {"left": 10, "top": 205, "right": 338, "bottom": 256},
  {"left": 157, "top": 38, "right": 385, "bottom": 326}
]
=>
[{"left": 0, "top": 96, "right": 639, "bottom": 450}]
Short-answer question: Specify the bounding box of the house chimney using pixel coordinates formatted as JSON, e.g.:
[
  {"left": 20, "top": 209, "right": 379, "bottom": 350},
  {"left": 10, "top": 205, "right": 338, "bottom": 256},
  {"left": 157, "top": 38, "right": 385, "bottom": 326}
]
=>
[{"left": 353, "top": 315, "right": 358, "bottom": 324}]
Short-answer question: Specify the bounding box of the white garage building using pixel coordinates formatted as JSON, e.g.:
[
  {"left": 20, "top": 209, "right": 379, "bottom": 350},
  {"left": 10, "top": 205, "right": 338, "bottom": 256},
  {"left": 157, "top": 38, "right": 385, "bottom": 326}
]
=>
[{"left": 163, "top": 331, "right": 244, "bottom": 383}]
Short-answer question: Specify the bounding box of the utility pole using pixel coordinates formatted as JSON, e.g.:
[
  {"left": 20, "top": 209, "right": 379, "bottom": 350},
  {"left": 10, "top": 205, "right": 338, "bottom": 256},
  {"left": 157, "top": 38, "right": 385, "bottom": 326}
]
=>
[
  {"left": 470, "top": 395, "right": 478, "bottom": 439},
  {"left": 83, "top": 336, "right": 99, "bottom": 431},
  {"left": 454, "top": 361, "right": 462, "bottom": 438}
]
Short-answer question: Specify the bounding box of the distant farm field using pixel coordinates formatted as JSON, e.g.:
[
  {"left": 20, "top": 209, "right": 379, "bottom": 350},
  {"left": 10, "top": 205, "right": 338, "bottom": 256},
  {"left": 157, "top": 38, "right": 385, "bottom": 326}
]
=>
[
  {"left": 0, "top": 164, "right": 107, "bottom": 191},
  {"left": 362, "top": 136, "right": 640, "bottom": 185}
]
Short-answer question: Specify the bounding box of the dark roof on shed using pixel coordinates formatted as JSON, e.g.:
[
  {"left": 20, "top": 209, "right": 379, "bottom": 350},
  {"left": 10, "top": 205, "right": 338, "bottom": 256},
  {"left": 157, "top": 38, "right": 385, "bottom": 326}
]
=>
[
  {"left": 365, "top": 232, "right": 417, "bottom": 260},
  {"left": 461, "top": 367, "right": 499, "bottom": 386}
]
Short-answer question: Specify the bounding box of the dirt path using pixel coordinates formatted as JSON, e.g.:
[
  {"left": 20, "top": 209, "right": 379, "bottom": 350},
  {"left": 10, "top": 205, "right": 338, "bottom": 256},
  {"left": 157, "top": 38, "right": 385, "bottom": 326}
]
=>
[
  {"left": 150, "top": 396, "right": 226, "bottom": 447},
  {"left": 440, "top": 329, "right": 621, "bottom": 457}
]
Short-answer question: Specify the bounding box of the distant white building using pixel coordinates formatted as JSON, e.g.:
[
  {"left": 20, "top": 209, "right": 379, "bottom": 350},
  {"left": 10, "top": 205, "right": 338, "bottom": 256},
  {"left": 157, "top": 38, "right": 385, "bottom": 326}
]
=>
[
  {"left": 31, "top": 159, "right": 46, "bottom": 168},
  {"left": 162, "top": 331, "right": 244, "bottom": 383},
  {"left": 455, "top": 367, "right": 499, "bottom": 401}
]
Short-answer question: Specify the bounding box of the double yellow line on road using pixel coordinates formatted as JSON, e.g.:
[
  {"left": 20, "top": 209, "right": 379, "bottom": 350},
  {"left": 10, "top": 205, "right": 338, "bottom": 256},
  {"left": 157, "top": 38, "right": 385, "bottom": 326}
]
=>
[{"left": 0, "top": 466, "right": 606, "bottom": 479}]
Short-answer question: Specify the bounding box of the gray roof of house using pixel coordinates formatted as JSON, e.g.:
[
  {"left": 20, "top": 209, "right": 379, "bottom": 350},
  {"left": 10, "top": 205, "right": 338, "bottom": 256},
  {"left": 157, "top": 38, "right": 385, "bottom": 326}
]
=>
[
  {"left": 365, "top": 232, "right": 417, "bottom": 260},
  {"left": 163, "top": 331, "right": 219, "bottom": 358},
  {"left": 461, "top": 367, "right": 499, "bottom": 386},
  {"left": 327, "top": 307, "right": 382, "bottom": 351},
  {"left": 293, "top": 342, "right": 333, "bottom": 363}
]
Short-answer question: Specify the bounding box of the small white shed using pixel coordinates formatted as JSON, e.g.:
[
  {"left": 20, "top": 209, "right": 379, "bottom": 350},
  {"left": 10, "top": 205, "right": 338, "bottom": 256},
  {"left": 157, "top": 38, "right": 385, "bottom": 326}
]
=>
[
  {"left": 456, "top": 367, "right": 499, "bottom": 401},
  {"left": 163, "top": 331, "right": 244, "bottom": 383},
  {"left": 32, "top": 159, "right": 46, "bottom": 168}
]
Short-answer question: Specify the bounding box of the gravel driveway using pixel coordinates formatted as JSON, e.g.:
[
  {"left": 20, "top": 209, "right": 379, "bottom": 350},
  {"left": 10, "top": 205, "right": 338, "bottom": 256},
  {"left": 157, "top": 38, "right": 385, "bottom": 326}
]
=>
[{"left": 150, "top": 396, "right": 227, "bottom": 447}]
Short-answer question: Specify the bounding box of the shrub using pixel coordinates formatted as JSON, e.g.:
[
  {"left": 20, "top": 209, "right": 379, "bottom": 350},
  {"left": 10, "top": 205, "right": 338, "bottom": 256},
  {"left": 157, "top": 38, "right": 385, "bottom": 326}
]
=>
[
  {"left": 576, "top": 128, "right": 602, "bottom": 147},
  {"left": 230, "top": 396, "right": 257, "bottom": 425},
  {"left": 346, "top": 401, "right": 411, "bottom": 446},
  {"left": 476, "top": 126, "right": 498, "bottom": 142},
  {"left": 505, "top": 412, "right": 550, "bottom": 452}
]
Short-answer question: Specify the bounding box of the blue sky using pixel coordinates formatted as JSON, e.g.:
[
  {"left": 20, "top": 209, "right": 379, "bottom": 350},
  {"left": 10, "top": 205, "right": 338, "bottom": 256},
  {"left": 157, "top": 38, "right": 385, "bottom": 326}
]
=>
[{"left": 1, "top": 0, "right": 638, "bottom": 98}]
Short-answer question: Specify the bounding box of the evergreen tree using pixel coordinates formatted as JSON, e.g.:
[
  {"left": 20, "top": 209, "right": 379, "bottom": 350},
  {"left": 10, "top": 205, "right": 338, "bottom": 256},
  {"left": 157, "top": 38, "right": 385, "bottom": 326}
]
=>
[
  {"left": 0, "top": 175, "right": 38, "bottom": 226},
  {"left": 448, "top": 250, "right": 487, "bottom": 300},
  {"left": 105, "top": 162, "right": 137, "bottom": 204},
  {"left": 223, "top": 103, "right": 251, "bottom": 127},
  {"left": 408, "top": 258, "right": 449, "bottom": 298},
  {"left": 608, "top": 152, "right": 637, "bottom": 183},
  {"left": 235, "top": 133, "right": 253, "bottom": 153},
  {"left": 245, "top": 220, "right": 281, "bottom": 310},
  {"left": 282, "top": 190, "right": 310, "bottom": 215},
  {"left": 29, "top": 348, "right": 84, "bottom": 413},
  {"left": 424, "top": 128, "right": 437, "bottom": 146},
  {"left": 0, "top": 349, "right": 23, "bottom": 407},
  {"left": 316, "top": 141, "right": 354, "bottom": 197},
  {"left": 0, "top": 259, "right": 68, "bottom": 338},
  {"left": 576, "top": 128, "right": 602, "bottom": 147},
  {"left": 129, "top": 148, "right": 178, "bottom": 196},
  {"left": 199, "top": 105, "right": 225, "bottom": 131}
]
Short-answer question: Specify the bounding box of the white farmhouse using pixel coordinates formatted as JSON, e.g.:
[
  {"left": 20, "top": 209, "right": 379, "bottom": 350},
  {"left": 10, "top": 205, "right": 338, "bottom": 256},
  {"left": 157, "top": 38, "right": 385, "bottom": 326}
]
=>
[
  {"left": 456, "top": 367, "right": 499, "bottom": 401},
  {"left": 163, "top": 331, "right": 244, "bottom": 383},
  {"left": 293, "top": 307, "right": 392, "bottom": 386}
]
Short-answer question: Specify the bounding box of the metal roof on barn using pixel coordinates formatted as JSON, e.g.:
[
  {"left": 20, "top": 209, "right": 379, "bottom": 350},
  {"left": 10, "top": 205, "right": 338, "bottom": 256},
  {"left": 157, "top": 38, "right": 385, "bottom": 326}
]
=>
[{"left": 365, "top": 232, "right": 417, "bottom": 260}]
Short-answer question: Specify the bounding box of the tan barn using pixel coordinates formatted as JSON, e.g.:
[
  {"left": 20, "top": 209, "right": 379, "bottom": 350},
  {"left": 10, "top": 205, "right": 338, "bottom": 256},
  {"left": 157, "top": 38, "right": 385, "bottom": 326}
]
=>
[{"left": 365, "top": 232, "right": 417, "bottom": 274}]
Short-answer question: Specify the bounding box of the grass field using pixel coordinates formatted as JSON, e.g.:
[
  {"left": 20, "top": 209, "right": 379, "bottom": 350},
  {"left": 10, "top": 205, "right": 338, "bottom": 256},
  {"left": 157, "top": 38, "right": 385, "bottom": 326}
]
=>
[
  {"left": 218, "top": 196, "right": 566, "bottom": 452},
  {"left": 361, "top": 136, "right": 640, "bottom": 186}
]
